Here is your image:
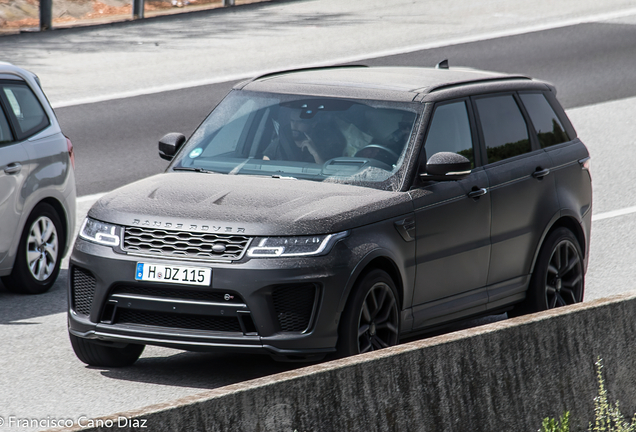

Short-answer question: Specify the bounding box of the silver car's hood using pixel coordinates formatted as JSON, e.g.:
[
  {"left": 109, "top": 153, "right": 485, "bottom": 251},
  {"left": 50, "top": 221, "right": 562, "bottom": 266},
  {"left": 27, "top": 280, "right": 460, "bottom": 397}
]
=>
[{"left": 88, "top": 172, "right": 413, "bottom": 236}]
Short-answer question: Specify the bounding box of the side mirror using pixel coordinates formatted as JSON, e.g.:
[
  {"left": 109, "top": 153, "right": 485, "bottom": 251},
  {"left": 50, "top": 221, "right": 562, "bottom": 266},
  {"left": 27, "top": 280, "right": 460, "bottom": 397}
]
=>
[
  {"left": 158, "top": 133, "right": 186, "bottom": 161},
  {"left": 421, "top": 152, "right": 471, "bottom": 181}
]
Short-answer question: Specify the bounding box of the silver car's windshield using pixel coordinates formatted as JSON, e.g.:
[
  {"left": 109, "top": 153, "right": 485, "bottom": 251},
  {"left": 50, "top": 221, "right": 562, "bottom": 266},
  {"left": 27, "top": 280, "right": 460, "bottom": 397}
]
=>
[{"left": 172, "top": 91, "right": 418, "bottom": 189}]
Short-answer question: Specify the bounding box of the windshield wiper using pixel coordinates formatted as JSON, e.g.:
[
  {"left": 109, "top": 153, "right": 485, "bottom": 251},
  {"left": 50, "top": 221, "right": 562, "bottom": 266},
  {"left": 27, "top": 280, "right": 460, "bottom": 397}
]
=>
[{"left": 172, "top": 167, "right": 215, "bottom": 174}]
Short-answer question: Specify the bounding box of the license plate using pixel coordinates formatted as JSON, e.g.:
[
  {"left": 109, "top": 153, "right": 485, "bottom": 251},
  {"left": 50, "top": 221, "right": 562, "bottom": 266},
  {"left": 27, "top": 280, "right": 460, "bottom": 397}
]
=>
[{"left": 135, "top": 262, "right": 211, "bottom": 286}]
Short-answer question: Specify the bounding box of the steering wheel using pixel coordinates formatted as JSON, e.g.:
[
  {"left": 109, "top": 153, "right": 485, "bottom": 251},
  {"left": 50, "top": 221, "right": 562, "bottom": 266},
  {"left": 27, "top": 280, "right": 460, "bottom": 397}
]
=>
[{"left": 354, "top": 144, "right": 400, "bottom": 166}]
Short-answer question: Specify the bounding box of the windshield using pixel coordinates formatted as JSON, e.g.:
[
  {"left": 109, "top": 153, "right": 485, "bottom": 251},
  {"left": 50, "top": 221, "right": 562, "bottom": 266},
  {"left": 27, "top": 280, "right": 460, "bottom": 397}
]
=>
[{"left": 171, "top": 91, "right": 418, "bottom": 190}]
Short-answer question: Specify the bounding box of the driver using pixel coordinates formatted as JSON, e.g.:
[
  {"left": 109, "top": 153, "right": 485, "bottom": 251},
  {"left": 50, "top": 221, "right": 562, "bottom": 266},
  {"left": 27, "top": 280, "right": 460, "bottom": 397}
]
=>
[{"left": 263, "top": 109, "right": 346, "bottom": 164}]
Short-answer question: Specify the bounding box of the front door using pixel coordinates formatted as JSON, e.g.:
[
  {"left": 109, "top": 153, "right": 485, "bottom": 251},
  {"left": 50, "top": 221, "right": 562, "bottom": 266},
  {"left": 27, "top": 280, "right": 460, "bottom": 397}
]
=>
[{"left": 410, "top": 99, "right": 491, "bottom": 329}]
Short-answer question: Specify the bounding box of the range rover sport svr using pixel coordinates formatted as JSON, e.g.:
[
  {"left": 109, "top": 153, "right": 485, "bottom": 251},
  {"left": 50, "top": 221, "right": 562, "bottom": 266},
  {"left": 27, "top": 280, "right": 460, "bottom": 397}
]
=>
[{"left": 68, "top": 65, "right": 591, "bottom": 367}]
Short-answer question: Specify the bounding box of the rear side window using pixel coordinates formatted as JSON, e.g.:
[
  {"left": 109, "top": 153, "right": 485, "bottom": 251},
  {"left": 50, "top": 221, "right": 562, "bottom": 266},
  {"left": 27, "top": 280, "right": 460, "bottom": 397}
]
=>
[
  {"left": 475, "top": 95, "right": 531, "bottom": 164},
  {"left": 0, "top": 106, "right": 13, "bottom": 145},
  {"left": 1, "top": 83, "right": 49, "bottom": 140},
  {"left": 520, "top": 93, "right": 569, "bottom": 148},
  {"left": 424, "top": 101, "right": 475, "bottom": 167}
]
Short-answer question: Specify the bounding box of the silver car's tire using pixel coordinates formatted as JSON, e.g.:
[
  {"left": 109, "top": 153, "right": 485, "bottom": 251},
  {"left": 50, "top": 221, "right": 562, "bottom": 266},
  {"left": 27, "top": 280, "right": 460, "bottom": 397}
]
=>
[{"left": 1, "top": 203, "right": 64, "bottom": 294}]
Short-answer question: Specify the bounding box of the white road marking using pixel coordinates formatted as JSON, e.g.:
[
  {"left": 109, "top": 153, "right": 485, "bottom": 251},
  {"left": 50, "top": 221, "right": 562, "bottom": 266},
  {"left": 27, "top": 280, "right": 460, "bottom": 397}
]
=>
[
  {"left": 592, "top": 206, "right": 636, "bottom": 222},
  {"left": 51, "top": 7, "right": 636, "bottom": 109}
]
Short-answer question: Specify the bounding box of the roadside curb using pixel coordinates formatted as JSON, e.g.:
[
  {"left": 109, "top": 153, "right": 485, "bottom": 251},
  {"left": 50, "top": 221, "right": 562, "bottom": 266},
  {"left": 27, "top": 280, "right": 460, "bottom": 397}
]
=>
[{"left": 44, "top": 291, "right": 636, "bottom": 431}]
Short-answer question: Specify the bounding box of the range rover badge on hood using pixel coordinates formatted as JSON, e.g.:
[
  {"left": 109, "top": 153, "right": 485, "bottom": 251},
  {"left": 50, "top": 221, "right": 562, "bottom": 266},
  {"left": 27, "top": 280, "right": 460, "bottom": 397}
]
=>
[{"left": 131, "top": 219, "right": 246, "bottom": 233}]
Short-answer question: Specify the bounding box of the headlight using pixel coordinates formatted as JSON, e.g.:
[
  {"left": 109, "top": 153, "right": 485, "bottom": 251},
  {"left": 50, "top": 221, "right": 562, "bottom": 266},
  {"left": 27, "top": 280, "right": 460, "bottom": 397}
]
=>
[
  {"left": 79, "top": 218, "right": 121, "bottom": 247},
  {"left": 247, "top": 232, "right": 348, "bottom": 257}
]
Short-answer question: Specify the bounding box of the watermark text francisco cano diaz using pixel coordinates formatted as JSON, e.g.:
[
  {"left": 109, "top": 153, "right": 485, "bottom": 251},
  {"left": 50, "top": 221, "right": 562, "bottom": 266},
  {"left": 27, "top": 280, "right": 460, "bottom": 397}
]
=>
[{"left": 0, "top": 415, "right": 148, "bottom": 428}]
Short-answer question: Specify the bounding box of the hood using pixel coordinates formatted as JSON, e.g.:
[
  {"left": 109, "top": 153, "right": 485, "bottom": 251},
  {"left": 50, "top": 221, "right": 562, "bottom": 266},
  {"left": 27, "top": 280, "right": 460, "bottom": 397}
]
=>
[{"left": 88, "top": 172, "right": 413, "bottom": 236}]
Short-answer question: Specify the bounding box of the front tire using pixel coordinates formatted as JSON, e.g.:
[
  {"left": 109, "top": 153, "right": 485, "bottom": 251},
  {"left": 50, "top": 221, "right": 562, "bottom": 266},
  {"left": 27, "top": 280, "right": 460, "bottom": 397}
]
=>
[
  {"left": 336, "top": 269, "right": 400, "bottom": 358},
  {"left": 70, "top": 334, "right": 145, "bottom": 367},
  {"left": 2, "top": 203, "right": 64, "bottom": 294},
  {"left": 517, "top": 227, "right": 584, "bottom": 314}
]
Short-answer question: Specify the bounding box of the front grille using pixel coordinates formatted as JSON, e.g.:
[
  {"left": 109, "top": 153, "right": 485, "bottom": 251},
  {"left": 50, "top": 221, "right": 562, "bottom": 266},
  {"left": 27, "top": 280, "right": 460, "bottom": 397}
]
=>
[
  {"left": 272, "top": 284, "right": 317, "bottom": 332},
  {"left": 123, "top": 226, "right": 251, "bottom": 261},
  {"left": 116, "top": 309, "right": 242, "bottom": 333},
  {"left": 72, "top": 267, "right": 96, "bottom": 315},
  {"left": 110, "top": 285, "right": 245, "bottom": 304}
]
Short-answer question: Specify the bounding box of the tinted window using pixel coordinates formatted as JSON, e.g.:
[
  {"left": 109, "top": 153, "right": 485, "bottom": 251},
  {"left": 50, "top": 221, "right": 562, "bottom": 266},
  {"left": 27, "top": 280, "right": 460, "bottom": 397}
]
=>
[
  {"left": 475, "top": 95, "right": 531, "bottom": 164},
  {"left": 1, "top": 83, "right": 49, "bottom": 139},
  {"left": 0, "top": 106, "right": 13, "bottom": 145},
  {"left": 520, "top": 93, "right": 569, "bottom": 148},
  {"left": 424, "top": 101, "right": 475, "bottom": 166}
]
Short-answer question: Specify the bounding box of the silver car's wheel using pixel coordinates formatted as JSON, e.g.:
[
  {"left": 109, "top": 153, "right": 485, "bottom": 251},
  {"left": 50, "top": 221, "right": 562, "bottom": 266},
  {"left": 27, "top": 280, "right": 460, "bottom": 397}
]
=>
[
  {"left": 26, "top": 215, "right": 59, "bottom": 281},
  {"left": 1, "top": 203, "right": 64, "bottom": 294}
]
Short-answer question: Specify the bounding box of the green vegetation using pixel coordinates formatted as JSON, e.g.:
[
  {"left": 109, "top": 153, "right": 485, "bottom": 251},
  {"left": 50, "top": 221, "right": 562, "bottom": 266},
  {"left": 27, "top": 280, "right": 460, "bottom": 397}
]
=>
[
  {"left": 541, "top": 412, "right": 570, "bottom": 432},
  {"left": 540, "top": 359, "right": 636, "bottom": 432}
]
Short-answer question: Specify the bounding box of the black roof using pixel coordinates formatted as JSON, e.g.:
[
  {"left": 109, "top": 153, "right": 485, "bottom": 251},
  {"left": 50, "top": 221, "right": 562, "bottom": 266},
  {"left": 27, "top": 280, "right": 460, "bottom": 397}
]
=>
[{"left": 237, "top": 66, "right": 547, "bottom": 102}]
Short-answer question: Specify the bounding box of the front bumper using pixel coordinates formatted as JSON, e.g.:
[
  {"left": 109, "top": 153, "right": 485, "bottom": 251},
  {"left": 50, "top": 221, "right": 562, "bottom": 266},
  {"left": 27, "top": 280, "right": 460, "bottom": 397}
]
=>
[{"left": 68, "top": 237, "right": 354, "bottom": 360}]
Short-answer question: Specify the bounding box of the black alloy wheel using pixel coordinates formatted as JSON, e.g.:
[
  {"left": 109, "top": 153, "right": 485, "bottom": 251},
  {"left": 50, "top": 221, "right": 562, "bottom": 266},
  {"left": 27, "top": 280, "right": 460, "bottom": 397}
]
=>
[
  {"left": 519, "top": 227, "right": 584, "bottom": 314},
  {"left": 336, "top": 269, "right": 400, "bottom": 357},
  {"left": 544, "top": 238, "right": 584, "bottom": 308}
]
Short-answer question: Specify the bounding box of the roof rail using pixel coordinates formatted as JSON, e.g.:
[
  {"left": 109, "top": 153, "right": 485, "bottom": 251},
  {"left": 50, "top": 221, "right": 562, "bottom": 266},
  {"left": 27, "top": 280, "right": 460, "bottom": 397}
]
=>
[
  {"left": 422, "top": 75, "right": 532, "bottom": 94},
  {"left": 234, "top": 64, "right": 369, "bottom": 89}
]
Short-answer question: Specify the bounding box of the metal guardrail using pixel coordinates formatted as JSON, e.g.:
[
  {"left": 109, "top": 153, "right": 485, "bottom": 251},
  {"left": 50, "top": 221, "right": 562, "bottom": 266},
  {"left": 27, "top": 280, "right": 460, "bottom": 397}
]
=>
[{"left": 38, "top": 0, "right": 237, "bottom": 31}]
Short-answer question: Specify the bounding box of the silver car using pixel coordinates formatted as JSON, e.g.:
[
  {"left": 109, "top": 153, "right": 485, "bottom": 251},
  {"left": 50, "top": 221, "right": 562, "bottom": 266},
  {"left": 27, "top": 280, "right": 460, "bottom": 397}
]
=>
[{"left": 0, "top": 62, "right": 76, "bottom": 294}]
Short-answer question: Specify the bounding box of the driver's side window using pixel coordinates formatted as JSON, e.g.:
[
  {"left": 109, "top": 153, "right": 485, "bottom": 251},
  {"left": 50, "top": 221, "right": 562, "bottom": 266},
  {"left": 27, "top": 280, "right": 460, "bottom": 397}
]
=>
[{"left": 424, "top": 101, "right": 475, "bottom": 167}]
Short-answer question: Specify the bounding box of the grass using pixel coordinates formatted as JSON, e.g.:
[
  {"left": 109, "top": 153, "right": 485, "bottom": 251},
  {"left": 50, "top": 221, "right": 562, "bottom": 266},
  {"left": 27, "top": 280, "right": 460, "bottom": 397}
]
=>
[{"left": 540, "top": 359, "right": 636, "bottom": 432}]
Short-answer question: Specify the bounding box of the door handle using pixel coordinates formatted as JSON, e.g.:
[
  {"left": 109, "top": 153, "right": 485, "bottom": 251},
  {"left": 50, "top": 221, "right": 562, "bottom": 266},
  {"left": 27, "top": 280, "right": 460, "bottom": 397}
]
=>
[
  {"left": 467, "top": 188, "right": 488, "bottom": 199},
  {"left": 532, "top": 168, "right": 550, "bottom": 179},
  {"left": 4, "top": 163, "right": 21, "bottom": 175}
]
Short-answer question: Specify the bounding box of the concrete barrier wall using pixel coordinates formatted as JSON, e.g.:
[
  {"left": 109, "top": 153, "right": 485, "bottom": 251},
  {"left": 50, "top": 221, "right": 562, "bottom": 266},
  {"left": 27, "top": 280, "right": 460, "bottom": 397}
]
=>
[{"left": 50, "top": 292, "right": 636, "bottom": 432}]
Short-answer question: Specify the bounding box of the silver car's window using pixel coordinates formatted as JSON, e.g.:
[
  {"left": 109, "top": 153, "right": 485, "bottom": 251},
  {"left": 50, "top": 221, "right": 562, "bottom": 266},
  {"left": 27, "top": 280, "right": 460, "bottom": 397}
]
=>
[
  {"left": 174, "top": 91, "right": 418, "bottom": 190},
  {"left": 0, "top": 105, "right": 13, "bottom": 145},
  {"left": 1, "top": 83, "right": 49, "bottom": 139}
]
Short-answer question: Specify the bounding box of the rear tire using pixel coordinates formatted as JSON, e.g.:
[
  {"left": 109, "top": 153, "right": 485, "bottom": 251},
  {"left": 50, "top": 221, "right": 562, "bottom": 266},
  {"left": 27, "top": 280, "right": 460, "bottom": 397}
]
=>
[
  {"left": 512, "top": 227, "right": 584, "bottom": 316},
  {"left": 70, "top": 334, "right": 145, "bottom": 367},
  {"left": 2, "top": 203, "right": 64, "bottom": 294},
  {"left": 335, "top": 269, "right": 400, "bottom": 358}
]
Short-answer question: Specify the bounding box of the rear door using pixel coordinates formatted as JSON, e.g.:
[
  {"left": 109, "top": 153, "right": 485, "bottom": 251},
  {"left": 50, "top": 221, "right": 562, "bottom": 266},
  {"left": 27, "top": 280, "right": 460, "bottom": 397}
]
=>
[
  {"left": 0, "top": 92, "right": 29, "bottom": 267},
  {"left": 472, "top": 93, "right": 560, "bottom": 307},
  {"left": 519, "top": 91, "right": 592, "bottom": 241}
]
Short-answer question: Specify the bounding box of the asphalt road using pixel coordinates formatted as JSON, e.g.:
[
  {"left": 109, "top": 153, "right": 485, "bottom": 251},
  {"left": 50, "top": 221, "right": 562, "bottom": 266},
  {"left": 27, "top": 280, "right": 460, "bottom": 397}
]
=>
[
  {"left": 55, "top": 20, "right": 636, "bottom": 196},
  {"left": 1, "top": 7, "right": 636, "bottom": 431}
]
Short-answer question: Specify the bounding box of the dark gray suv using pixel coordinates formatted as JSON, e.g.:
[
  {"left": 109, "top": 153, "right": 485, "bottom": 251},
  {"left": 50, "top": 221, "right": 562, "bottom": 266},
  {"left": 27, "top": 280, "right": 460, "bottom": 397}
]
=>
[{"left": 68, "top": 65, "right": 591, "bottom": 366}]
